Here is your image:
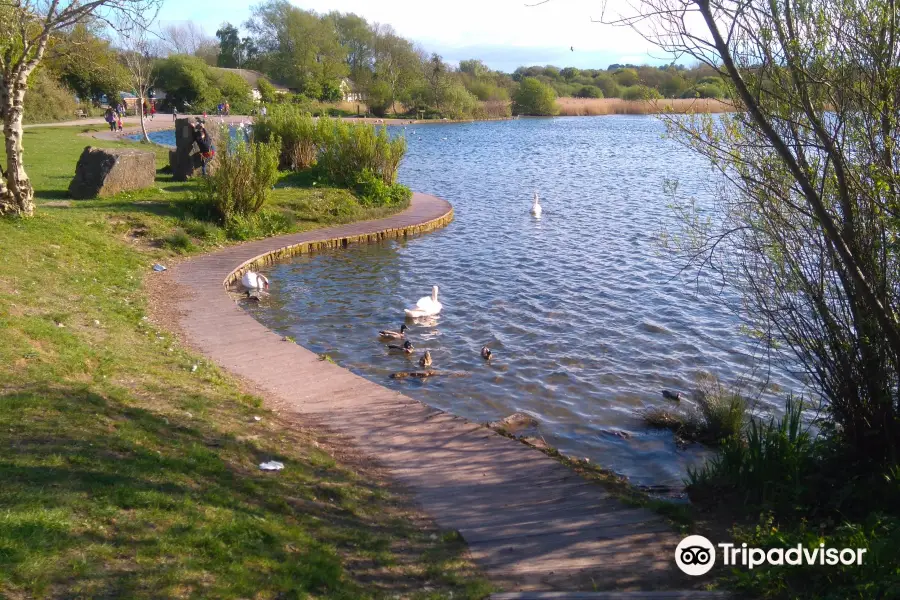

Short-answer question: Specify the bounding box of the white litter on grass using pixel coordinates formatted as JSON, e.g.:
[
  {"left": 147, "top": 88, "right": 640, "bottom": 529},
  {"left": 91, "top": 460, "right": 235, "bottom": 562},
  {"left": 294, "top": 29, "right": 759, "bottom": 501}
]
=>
[
  {"left": 191, "top": 364, "right": 198, "bottom": 372},
  {"left": 93, "top": 320, "right": 100, "bottom": 326},
  {"left": 152, "top": 263, "right": 167, "bottom": 272},
  {"left": 259, "top": 461, "right": 284, "bottom": 471},
  {"left": 253, "top": 416, "right": 262, "bottom": 422}
]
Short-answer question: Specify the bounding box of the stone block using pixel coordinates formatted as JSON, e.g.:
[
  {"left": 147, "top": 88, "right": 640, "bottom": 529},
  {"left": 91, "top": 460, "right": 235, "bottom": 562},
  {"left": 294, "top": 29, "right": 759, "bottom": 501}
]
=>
[{"left": 68, "top": 146, "right": 156, "bottom": 199}]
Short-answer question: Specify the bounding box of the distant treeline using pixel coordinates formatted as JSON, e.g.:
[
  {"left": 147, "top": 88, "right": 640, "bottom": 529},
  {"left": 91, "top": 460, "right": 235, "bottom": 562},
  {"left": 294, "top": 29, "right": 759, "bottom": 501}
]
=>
[{"left": 25, "top": 3, "right": 729, "bottom": 122}]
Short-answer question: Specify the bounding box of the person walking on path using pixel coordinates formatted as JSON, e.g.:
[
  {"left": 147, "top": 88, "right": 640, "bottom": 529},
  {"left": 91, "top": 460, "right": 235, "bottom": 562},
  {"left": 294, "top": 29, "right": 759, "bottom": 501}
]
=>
[
  {"left": 116, "top": 112, "right": 123, "bottom": 132},
  {"left": 173, "top": 107, "right": 178, "bottom": 122},
  {"left": 150, "top": 102, "right": 156, "bottom": 120},
  {"left": 104, "top": 107, "right": 116, "bottom": 132}
]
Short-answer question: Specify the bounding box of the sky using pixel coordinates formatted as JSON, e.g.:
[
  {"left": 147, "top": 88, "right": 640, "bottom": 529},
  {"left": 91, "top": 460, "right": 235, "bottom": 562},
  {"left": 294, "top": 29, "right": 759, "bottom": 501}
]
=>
[{"left": 157, "top": 0, "right": 675, "bottom": 72}]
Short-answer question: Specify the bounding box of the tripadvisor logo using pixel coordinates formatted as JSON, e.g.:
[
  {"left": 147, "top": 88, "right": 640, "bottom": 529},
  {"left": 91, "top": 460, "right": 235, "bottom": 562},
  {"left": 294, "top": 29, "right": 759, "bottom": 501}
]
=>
[{"left": 674, "top": 535, "right": 868, "bottom": 576}]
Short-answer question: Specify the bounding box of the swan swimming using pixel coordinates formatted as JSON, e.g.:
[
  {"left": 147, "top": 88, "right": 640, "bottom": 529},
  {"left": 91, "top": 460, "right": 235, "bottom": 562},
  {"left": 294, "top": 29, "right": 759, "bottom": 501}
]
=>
[
  {"left": 405, "top": 285, "right": 442, "bottom": 318},
  {"left": 531, "top": 192, "right": 542, "bottom": 218},
  {"left": 241, "top": 271, "right": 269, "bottom": 291}
]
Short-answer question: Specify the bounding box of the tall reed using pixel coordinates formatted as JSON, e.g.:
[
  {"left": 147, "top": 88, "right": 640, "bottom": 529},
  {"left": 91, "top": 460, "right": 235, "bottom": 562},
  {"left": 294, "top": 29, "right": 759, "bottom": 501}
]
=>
[
  {"left": 556, "top": 97, "right": 735, "bottom": 116},
  {"left": 254, "top": 106, "right": 319, "bottom": 170}
]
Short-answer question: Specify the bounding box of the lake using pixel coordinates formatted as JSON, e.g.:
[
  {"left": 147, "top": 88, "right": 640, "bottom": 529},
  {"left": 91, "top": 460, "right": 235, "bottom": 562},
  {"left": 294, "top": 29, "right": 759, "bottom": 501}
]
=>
[{"left": 239, "top": 116, "right": 803, "bottom": 487}]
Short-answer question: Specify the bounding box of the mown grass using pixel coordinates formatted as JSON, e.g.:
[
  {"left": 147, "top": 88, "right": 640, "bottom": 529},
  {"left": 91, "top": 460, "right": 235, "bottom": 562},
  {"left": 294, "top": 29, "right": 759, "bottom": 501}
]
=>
[{"left": 0, "top": 127, "right": 488, "bottom": 598}]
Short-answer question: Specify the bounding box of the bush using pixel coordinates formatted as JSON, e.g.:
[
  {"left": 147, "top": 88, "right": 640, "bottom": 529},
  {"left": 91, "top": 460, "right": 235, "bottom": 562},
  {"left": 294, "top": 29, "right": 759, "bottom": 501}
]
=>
[
  {"left": 24, "top": 70, "right": 78, "bottom": 124},
  {"left": 366, "top": 81, "right": 393, "bottom": 117},
  {"left": 224, "top": 209, "right": 294, "bottom": 241},
  {"left": 317, "top": 118, "right": 407, "bottom": 187},
  {"left": 257, "top": 77, "right": 277, "bottom": 103},
  {"left": 621, "top": 85, "right": 663, "bottom": 101},
  {"left": 196, "top": 128, "right": 281, "bottom": 222},
  {"left": 512, "top": 77, "right": 558, "bottom": 116},
  {"left": 353, "top": 169, "right": 412, "bottom": 207},
  {"left": 441, "top": 83, "right": 479, "bottom": 119},
  {"left": 574, "top": 85, "right": 603, "bottom": 98},
  {"left": 254, "top": 107, "right": 319, "bottom": 170},
  {"left": 682, "top": 83, "right": 726, "bottom": 99}
]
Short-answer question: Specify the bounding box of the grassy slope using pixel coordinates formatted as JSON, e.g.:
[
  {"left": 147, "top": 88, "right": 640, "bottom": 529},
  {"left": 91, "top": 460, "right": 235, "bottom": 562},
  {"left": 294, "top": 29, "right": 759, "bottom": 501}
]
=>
[{"left": 0, "top": 127, "right": 489, "bottom": 598}]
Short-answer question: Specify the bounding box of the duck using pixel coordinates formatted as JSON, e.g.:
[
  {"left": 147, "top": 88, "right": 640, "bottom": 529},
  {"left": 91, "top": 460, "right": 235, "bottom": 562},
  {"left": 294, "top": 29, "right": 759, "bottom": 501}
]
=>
[
  {"left": 419, "top": 350, "right": 432, "bottom": 367},
  {"left": 388, "top": 340, "right": 415, "bottom": 354},
  {"left": 661, "top": 390, "right": 685, "bottom": 402},
  {"left": 404, "top": 285, "right": 442, "bottom": 318},
  {"left": 379, "top": 324, "right": 408, "bottom": 340},
  {"left": 481, "top": 345, "right": 493, "bottom": 360},
  {"left": 241, "top": 271, "right": 269, "bottom": 291},
  {"left": 531, "top": 191, "right": 542, "bottom": 218}
]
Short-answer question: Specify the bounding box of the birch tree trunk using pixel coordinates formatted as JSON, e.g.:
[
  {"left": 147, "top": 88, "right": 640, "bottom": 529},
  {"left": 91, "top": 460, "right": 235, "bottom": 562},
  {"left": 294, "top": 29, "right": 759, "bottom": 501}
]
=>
[{"left": 0, "top": 77, "right": 35, "bottom": 216}]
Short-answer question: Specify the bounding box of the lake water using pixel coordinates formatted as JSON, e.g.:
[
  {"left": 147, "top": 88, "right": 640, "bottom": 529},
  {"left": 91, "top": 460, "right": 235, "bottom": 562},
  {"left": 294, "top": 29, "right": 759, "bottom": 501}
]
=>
[{"left": 238, "top": 116, "right": 803, "bottom": 487}]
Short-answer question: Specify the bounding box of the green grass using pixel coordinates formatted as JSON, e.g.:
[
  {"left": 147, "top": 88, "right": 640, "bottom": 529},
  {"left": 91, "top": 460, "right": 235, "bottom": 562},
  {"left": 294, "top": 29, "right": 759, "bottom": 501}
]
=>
[{"left": 0, "top": 127, "right": 488, "bottom": 598}]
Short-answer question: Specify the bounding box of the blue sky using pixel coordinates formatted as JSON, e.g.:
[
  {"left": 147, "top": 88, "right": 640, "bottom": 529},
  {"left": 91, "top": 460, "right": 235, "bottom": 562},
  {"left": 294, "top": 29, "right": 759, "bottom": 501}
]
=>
[{"left": 157, "top": 0, "right": 675, "bottom": 72}]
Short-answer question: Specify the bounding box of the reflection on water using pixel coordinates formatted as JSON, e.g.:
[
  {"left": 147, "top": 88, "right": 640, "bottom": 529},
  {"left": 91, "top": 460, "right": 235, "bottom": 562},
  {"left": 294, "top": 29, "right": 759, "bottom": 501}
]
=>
[{"left": 245, "top": 116, "right": 805, "bottom": 487}]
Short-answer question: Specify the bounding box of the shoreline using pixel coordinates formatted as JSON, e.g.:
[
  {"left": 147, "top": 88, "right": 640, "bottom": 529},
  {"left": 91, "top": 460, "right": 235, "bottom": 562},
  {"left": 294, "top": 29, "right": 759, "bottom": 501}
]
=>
[{"left": 161, "top": 193, "right": 707, "bottom": 591}]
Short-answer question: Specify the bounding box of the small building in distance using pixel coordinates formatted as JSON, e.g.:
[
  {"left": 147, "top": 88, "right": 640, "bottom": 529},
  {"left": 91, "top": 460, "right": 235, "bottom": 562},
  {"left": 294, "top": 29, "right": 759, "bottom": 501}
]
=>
[
  {"left": 340, "top": 78, "right": 361, "bottom": 103},
  {"left": 212, "top": 68, "right": 290, "bottom": 101}
]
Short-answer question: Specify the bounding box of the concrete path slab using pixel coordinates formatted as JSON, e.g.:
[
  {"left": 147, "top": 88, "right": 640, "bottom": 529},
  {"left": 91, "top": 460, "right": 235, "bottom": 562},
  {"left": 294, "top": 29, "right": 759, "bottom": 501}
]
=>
[{"left": 168, "top": 193, "right": 716, "bottom": 593}]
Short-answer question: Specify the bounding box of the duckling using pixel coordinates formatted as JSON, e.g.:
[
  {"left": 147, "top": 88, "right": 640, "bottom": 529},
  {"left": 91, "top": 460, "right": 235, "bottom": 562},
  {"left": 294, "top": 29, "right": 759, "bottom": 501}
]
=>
[
  {"left": 388, "top": 340, "right": 415, "bottom": 354},
  {"left": 419, "top": 350, "right": 432, "bottom": 368},
  {"left": 661, "top": 390, "right": 684, "bottom": 402},
  {"left": 379, "top": 324, "right": 408, "bottom": 340},
  {"left": 481, "top": 345, "right": 492, "bottom": 360}
]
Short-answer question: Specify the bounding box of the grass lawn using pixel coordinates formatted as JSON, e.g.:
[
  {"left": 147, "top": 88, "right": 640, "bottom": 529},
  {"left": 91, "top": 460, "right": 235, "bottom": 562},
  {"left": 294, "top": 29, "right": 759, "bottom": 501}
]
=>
[{"left": 0, "top": 127, "right": 490, "bottom": 598}]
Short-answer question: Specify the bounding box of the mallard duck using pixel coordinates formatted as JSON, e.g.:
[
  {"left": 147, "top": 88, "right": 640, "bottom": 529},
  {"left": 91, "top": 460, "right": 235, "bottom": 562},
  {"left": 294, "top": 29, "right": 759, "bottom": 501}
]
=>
[
  {"left": 419, "top": 350, "right": 432, "bottom": 367},
  {"left": 241, "top": 271, "right": 269, "bottom": 291},
  {"left": 481, "top": 345, "right": 492, "bottom": 360},
  {"left": 388, "top": 340, "right": 414, "bottom": 354},
  {"left": 405, "top": 286, "right": 442, "bottom": 318},
  {"left": 661, "top": 390, "right": 684, "bottom": 402},
  {"left": 379, "top": 324, "right": 408, "bottom": 340},
  {"left": 531, "top": 191, "right": 542, "bottom": 218}
]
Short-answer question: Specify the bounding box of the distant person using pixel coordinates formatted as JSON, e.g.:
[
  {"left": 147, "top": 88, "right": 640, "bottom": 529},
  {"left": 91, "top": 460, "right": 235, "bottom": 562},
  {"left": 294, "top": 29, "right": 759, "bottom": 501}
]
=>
[
  {"left": 173, "top": 107, "right": 178, "bottom": 121},
  {"left": 116, "top": 112, "right": 123, "bottom": 132},
  {"left": 104, "top": 107, "right": 116, "bottom": 131},
  {"left": 142, "top": 101, "right": 149, "bottom": 120},
  {"left": 150, "top": 102, "right": 156, "bottom": 120}
]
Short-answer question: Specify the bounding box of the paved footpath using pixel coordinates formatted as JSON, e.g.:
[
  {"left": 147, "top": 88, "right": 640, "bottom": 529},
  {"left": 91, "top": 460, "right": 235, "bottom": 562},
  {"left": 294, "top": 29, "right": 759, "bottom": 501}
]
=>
[{"left": 169, "top": 193, "right": 726, "bottom": 596}]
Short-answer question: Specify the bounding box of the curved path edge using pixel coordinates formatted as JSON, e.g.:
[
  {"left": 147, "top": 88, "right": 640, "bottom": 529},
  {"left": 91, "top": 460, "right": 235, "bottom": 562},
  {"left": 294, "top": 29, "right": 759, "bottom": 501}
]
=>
[{"left": 168, "top": 193, "right": 699, "bottom": 593}]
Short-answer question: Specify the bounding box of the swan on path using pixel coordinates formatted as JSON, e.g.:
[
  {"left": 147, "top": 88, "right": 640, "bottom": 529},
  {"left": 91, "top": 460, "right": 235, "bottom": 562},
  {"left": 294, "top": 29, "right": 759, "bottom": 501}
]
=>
[
  {"left": 405, "top": 285, "right": 442, "bottom": 318},
  {"left": 531, "top": 191, "right": 542, "bottom": 218},
  {"left": 241, "top": 271, "right": 269, "bottom": 291}
]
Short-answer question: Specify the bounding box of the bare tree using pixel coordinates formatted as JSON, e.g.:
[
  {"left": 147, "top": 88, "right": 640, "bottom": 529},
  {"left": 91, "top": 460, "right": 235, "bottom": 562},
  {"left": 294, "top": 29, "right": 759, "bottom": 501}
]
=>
[
  {"left": 600, "top": 0, "right": 900, "bottom": 462},
  {"left": 159, "top": 21, "right": 213, "bottom": 56},
  {"left": 119, "top": 15, "right": 156, "bottom": 143},
  {"left": 0, "top": 0, "right": 161, "bottom": 216}
]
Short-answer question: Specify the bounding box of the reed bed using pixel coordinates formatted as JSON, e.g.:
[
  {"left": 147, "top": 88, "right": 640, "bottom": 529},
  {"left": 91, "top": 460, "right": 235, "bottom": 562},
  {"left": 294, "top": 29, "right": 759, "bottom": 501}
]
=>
[{"left": 556, "top": 97, "right": 736, "bottom": 116}]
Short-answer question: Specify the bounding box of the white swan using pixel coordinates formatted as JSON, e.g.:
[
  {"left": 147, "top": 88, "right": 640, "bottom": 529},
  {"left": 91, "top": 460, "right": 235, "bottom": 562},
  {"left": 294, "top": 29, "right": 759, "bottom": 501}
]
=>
[
  {"left": 241, "top": 271, "right": 269, "bottom": 291},
  {"left": 405, "top": 285, "right": 442, "bottom": 318},
  {"left": 531, "top": 191, "right": 542, "bottom": 218}
]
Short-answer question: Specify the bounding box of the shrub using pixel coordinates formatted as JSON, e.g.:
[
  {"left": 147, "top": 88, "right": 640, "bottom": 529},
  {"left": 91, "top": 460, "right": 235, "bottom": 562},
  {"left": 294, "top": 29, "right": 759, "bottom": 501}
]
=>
[
  {"left": 621, "top": 85, "right": 663, "bottom": 101},
  {"left": 224, "top": 209, "right": 294, "bottom": 241},
  {"left": 24, "top": 70, "right": 78, "bottom": 124},
  {"left": 682, "top": 83, "right": 726, "bottom": 99},
  {"left": 441, "top": 83, "right": 479, "bottom": 119},
  {"left": 574, "top": 85, "right": 603, "bottom": 98},
  {"left": 317, "top": 118, "right": 407, "bottom": 186},
  {"left": 254, "top": 107, "right": 319, "bottom": 170},
  {"left": 512, "top": 77, "right": 559, "bottom": 116},
  {"left": 196, "top": 128, "right": 280, "bottom": 222},
  {"left": 353, "top": 169, "right": 412, "bottom": 207},
  {"left": 366, "top": 81, "right": 393, "bottom": 117},
  {"left": 257, "top": 77, "right": 277, "bottom": 103}
]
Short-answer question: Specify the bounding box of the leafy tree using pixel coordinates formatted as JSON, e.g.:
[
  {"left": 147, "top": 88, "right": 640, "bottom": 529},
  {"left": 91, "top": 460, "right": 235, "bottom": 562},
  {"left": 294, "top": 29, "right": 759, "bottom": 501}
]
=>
[
  {"left": 574, "top": 85, "right": 602, "bottom": 98},
  {"left": 613, "top": 67, "right": 639, "bottom": 87},
  {"left": 609, "top": 0, "right": 900, "bottom": 464},
  {"left": 216, "top": 23, "right": 241, "bottom": 68},
  {"left": 512, "top": 77, "right": 558, "bottom": 115},
  {"left": 328, "top": 11, "right": 374, "bottom": 88},
  {"left": 46, "top": 23, "right": 128, "bottom": 103},
  {"left": 560, "top": 66, "right": 579, "bottom": 82},
  {"left": 459, "top": 59, "right": 488, "bottom": 78},
  {"left": 256, "top": 77, "right": 276, "bottom": 103},
  {"left": 154, "top": 54, "right": 215, "bottom": 109},
  {"left": 366, "top": 80, "right": 392, "bottom": 116},
  {"left": 371, "top": 24, "right": 422, "bottom": 113}
]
